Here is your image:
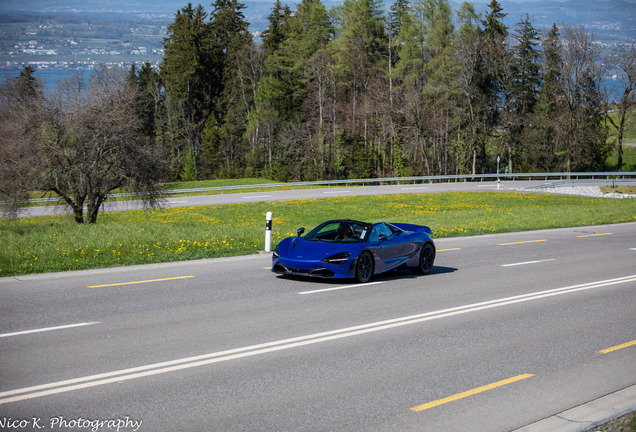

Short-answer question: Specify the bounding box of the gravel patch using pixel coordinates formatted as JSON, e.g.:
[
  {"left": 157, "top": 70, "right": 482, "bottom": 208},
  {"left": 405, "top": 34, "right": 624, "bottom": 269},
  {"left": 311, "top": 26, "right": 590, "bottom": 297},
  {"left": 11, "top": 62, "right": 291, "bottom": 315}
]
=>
[{"left": 521, "top": 185, "right": 636, "bottom": 199}]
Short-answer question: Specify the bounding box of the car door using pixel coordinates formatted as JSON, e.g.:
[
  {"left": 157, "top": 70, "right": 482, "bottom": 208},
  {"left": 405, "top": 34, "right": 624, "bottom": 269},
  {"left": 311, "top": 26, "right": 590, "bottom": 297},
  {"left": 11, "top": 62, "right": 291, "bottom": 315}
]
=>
[{"left": 369, "top": 223, "right": 404, "bottom": 271}]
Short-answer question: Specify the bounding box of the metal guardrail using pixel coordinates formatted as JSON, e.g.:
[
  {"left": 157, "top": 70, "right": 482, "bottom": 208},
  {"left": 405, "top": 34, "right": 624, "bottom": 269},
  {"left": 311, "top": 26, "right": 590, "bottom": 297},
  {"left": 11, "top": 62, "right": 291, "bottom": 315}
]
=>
[
  {"left": 524, "top": 178, "right": 636, "bottom": 189},
  {"left": 27, "top": 172, "right": 636, "bottom": 203}
]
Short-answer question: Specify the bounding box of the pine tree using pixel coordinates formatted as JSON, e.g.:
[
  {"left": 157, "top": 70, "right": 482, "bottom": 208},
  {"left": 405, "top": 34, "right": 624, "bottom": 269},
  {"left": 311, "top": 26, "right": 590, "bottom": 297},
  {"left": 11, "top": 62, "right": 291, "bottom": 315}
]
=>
[
  {"left": 333, "top": 0, "right": 387, "bottom": 141},
  {"left": 420, "top": 0, "right": 455, "bottom": 89},
  {"left": 210, "top": 0, "right": 253, "bottom": 121},
  {"left": 15, "top": 64, "right": 42, "bottom": 101},
  {"left": 161, "top": 4, "right": 214, "bottom": 124},
  {"left": 129, "top": 61, "right": 162, "bottom": 140},
  {"left": 416, "top": 0, "right": 456, "bottom": 176},
  {"left": 335, "top": 0, "right": 387, "bottom": 64},
  {"left": 512, "top": 14, "right": 541, "bottom": 117},
  {"left": 389, "top": 0, "right": 410, "bottom": 40},
  {"left": 181, "top": 148, "right": 198, "bottom": 181},
  {"left": 209, "top": 0, "right": 253, "bottom": 176},
  {"left": 537, "top": 24, "right": 562, "bottom": 117},
  {"left": 482, "top": 0, "right": 507, "bottom": 40},
  {"left": 526, "top": 24, "right": 563, "bottom": 171},
  {"left": 261, "top": 0, "right": 292, "bottom": 54},
  {"left": 259, "top": 0, "right": 332, "bottom": 122},
  {"left": 456, "top": 1, "right": 480, "bottom": 35},
  {"left": 392, "top": 0, "right": 423, "bottom": 84},
  {"left": 480, "top": 0, "right": 508, "bottom": 172},
  {"left": 0, "top": 65, "right": 42, "bottom": 218},
  {"left": 160, "top": 4, "right": 216, "bottom": 179},
  {"left": 507, "top": 14, "right": 541, "bottom": 172}
]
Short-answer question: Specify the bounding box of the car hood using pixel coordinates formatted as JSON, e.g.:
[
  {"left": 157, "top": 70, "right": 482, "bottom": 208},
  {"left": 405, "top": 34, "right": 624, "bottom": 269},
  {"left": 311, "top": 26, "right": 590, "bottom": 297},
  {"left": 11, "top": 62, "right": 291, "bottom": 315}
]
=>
[{"left": 281, "top": 238, "right": 358, "bottom": 260}]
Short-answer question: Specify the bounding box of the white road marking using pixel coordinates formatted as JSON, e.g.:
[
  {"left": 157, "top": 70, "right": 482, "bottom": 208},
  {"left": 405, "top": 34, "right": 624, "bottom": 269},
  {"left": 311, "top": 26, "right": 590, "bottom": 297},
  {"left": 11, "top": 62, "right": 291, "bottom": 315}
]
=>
[
  {"left": 502, "top": 259, "right": 556, "bottom": 267},
  {"left": 243, "top": 195, "right": 272, "bottom": 199},
  {"left": 401, "top": 187, "right": 429, "bottom": 190},
  {"left": 323, "top": 191, "right": 350, "bottom": 194},
  {"left": 168, "top": 200, "right": 189, "bottom": 204},
  {"left": 477, "top": 185, "right": 499, "bottom": 188},
  {"left": 298, "top": 281, "right": 383, "bottom": 295},
  {"left": 0, "top": 322, "right": 100, "bottom": 338},
  {"left": 3, "top": 274, "right": 636, "bottom": 405}
]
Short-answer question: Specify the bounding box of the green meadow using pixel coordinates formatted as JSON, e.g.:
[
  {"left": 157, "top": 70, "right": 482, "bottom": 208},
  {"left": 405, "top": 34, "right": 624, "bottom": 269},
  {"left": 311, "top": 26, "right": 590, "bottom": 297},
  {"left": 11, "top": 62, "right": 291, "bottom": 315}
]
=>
[
  {"left": 605, "top": 144, "right": 636, "bottom": 172},
  {"left": 2, "top": 192, "right": 635, "bottom": 277}
]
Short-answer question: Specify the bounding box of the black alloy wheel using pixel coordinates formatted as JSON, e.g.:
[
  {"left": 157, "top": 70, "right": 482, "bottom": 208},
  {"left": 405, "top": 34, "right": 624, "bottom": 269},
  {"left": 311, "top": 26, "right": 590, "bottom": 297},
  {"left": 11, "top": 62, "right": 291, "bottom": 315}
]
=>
[
  {"left": 354, "top": 252, "right": 373, "bottom": 283},
  {"left": 413, "top": 243, "right": 435, "bottom": 275}
]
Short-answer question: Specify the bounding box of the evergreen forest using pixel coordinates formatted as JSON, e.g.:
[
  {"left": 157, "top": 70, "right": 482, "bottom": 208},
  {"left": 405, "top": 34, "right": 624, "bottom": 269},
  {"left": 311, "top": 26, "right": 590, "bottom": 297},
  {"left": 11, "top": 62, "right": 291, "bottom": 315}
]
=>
[{"left": 130, "top": 0, "right": 636, "bottom": 183}]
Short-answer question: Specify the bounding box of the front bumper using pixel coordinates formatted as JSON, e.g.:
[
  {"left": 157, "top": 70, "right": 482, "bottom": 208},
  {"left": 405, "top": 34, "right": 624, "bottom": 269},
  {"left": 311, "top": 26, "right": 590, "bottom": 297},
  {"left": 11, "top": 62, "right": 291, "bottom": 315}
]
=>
[{"left": 272, "top": 258, "right": 353, "bottom": 279}]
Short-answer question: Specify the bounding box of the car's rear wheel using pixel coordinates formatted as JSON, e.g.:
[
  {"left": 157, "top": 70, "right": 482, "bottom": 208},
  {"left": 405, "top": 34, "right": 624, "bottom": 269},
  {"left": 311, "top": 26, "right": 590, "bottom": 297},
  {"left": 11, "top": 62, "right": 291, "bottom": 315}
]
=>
[
  {"left": 354, "top": 252, "right": 373, "bottom": 283},
  {"left": 412, "top": 243, "right": 435, "bottom": 275}
]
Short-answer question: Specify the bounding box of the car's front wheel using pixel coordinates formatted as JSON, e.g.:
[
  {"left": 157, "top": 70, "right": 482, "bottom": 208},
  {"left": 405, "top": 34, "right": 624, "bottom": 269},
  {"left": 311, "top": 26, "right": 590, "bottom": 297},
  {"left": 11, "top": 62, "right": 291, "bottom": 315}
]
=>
[
  {"left": 354, "top": 251, "right": 373, "bottom": 283},
  {"left": 412, "top": 243, "right": 435, "bottom": 275}
]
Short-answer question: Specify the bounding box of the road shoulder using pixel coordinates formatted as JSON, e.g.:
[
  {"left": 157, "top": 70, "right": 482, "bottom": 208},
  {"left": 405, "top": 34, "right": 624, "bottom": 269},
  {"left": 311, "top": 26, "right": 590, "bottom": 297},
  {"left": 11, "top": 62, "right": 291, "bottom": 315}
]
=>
[{"left": 513, "top": 384, "right": 636, "bottom": 432}]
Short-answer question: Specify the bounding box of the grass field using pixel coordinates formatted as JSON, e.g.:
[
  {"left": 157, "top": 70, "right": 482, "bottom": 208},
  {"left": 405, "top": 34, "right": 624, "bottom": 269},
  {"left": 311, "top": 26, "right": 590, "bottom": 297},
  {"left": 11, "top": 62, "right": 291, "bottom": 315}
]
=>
[
  {"left": 24, "top": 178, "right": 283, "bottom": 206},
  {"left": 2, "top": 192, "right": 635, "bottom": 277},
  {"left": 605, "top": 144, "right": 636, "bottom": 172},
  {"left": 162, "top": 177, "right": 280, "bottom": 191},
  {"left": 600, "top": 185, "right": 636, "bottom": 194},
  {"left": 607, "top": 112, "right": 636, "bottom": 141}
]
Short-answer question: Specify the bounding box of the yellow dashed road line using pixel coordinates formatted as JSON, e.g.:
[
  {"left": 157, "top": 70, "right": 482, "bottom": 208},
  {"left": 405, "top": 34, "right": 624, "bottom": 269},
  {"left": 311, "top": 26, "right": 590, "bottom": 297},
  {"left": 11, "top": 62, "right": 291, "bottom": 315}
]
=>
[
  {"left": 411, "top": 374, "right": 535, "bottom": 412},
  {"left": 88, "top": 276, "right": 195, "bottom": 288},
  {"left": 499, "top": 240, "right": 547, "bottom": 246},
  {"left": 598, "top": 339, "right": 636, "bottom": 354}
]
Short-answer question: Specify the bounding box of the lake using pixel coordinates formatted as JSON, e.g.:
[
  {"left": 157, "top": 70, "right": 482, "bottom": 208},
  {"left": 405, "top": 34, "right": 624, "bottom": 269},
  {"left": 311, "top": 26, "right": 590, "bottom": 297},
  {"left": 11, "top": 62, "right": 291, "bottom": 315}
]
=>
[
  {"left": 0, "top": 67, "right": 628, "bottom": 102},
  {"left": 1, "top": 69, "right": 98, "bottom": 90}
]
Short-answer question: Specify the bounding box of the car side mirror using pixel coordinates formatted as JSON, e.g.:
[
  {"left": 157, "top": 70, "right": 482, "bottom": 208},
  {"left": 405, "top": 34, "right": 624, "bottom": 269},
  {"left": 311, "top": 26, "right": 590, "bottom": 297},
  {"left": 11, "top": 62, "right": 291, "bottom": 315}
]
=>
[
  {"left": 297, "top": 227, "right": 305, "bottom": 237},
  {"left": 378, "top": 234, "right": 388, "bottom": 241}
]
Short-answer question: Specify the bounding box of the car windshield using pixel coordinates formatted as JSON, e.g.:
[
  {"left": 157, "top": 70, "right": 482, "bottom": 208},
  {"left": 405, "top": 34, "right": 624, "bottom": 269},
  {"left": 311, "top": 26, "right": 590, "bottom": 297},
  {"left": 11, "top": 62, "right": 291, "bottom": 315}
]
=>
[{"left": 304, "top": 221, "right": 370, "bottom": 243}]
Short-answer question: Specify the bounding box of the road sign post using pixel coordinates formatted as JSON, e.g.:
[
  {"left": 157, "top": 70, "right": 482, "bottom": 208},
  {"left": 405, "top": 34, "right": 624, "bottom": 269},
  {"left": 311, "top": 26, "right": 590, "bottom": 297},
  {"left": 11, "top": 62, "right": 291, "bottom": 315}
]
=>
[{"left": 265, "top": 211, "right": 273, "bottom": 252}]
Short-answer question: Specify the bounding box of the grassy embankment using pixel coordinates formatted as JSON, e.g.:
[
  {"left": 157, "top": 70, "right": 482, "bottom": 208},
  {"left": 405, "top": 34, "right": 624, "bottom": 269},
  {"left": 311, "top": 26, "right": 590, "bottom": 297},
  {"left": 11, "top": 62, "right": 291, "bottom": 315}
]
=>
[
  {"left": 606, "top": 111, "right": 636, "bottom": 172},
  {"left": 2, "top": 192, "right": 636, "bottom": 277},
  {"left": 603, "top": 120, "right": 636, "bottom": 194},
  {"left": 25, "top": 178, "right": 294, "bottom": 205}
]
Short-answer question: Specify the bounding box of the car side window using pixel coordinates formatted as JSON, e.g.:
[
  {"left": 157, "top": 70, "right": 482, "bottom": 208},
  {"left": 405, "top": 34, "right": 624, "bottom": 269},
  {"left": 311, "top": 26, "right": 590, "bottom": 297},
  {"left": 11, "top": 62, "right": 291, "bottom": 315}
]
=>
[
  {"left": 369, "top": 223, "right": 392, "bottom": 242},
  {"left": 368, "top": 226, "right": 380, "bottom": 243},
  {"left": 377, "top": 223, "right": 392, "bottom": 238},
  {"left": 387, "top": 224, "right": 401, "bottom": 235}
]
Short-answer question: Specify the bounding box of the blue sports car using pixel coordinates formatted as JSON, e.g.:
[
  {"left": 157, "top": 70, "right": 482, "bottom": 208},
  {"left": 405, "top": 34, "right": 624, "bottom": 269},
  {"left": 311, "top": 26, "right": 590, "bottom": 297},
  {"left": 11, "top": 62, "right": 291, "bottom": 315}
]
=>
[{"left": 272, "top": 219, "right": 435, "bottom": 283}]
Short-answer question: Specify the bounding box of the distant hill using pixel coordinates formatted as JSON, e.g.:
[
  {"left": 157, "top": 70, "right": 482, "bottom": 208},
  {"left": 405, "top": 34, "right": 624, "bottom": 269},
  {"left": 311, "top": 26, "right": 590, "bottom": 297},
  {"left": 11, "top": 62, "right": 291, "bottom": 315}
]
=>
[
  {"left": 1, "top": 0, "right": 634, "bottom": 42},
  {"left": 492, "top": 0, "right": 636, "bottom": 42}
]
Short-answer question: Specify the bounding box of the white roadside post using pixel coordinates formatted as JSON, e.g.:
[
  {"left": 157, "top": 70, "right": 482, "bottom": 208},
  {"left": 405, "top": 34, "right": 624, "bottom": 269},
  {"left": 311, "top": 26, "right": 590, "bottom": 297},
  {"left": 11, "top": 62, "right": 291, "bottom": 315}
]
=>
[
  {"left": 265, "top": 211, "right": 273, "bottom": 252},
  {"left": 497, "top": 155, "right": 501, "bottom": 190}
]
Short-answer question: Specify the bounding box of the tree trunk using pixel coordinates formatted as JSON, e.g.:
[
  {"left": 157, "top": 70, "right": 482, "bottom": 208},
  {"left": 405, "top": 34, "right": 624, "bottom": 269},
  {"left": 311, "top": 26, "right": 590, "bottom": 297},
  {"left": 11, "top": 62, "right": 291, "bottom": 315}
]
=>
[{"left": 617, "top": 98, "right": 628, "bottom": 173}]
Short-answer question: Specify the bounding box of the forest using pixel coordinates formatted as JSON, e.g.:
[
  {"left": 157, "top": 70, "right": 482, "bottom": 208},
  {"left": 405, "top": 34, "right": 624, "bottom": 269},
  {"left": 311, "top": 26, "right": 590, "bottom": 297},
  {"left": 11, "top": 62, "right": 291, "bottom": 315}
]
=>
[{"left": 107, "top": 0, "right": 636, "bottom": 181}]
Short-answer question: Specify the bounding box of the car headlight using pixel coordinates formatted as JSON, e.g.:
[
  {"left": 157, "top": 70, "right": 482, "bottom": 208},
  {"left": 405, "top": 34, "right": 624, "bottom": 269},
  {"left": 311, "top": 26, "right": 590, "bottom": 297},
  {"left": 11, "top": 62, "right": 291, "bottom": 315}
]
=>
[
  {"left": 272, "top": 245, "right": 279, "bottom": 259},
  {"left": 321, "top": 252, "right": 350, "bottom": 265}
]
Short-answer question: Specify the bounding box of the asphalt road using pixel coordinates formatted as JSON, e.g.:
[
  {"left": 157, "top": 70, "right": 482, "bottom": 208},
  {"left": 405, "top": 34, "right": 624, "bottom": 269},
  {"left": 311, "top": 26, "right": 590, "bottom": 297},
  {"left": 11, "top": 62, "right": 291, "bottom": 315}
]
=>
[
  {"left": 21, "top": 179, "right": 612, "bottom": 218},
  {"left": 1, "top": 222, "right": 635, "bottom": 431}
]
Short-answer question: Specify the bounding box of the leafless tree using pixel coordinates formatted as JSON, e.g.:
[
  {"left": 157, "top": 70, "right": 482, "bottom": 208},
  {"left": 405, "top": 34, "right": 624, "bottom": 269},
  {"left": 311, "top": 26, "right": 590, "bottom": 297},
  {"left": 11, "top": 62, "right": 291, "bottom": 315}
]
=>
[
  {"left": 558, "top": 24, "right": 607, "bottom": 172},
  {"left": 305, "top": 49, "right": 336, "bottom": 177},
  {"left": 0, "top": 66, "right": 168, "bottom": 223},
  {"left": 604, "top": 43, "right": 636, "bottom": 172},
  {"left": 452, "top": 27, "right": 486, "bottom": 175},
  {"left": 233, "top": 44, "right": 267, "bottom": 155}
]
